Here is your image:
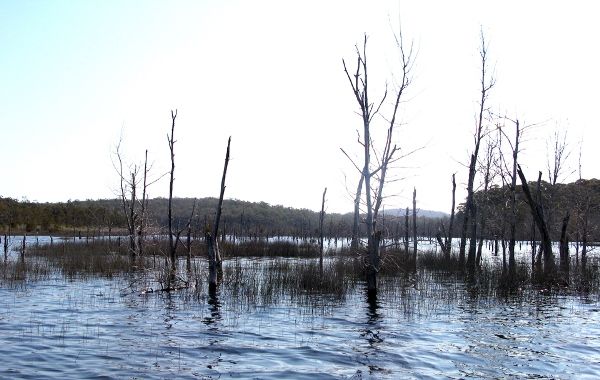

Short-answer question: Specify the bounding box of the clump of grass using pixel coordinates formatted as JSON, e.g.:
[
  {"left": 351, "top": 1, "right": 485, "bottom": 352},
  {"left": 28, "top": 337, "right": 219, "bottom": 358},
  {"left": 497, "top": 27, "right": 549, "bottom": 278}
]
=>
[
  {"left": 221, "top": 240, "right": 319, "bottom": 258},
  {"left": 28, "top": 239, "right": 136, "bottom": 278},
  {"left": 0, "top": 258, "right": 51, "bottom": 287},
  {"left": 418, "top": 250, "right": 461, "bottom": 272}
]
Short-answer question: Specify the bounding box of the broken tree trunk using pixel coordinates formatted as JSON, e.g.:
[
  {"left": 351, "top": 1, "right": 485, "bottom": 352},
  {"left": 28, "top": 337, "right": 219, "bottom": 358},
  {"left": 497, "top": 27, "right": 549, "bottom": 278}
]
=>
[
  {"left": 404, "top": 207, "right": 409, "bottom": 254},
  {"left": 412, "top": 188, "right": 417, "bottom": 262},
  {"left": 319, "top": 187, "right": 327, "bottom": 264},
  {"left": 445, "top": 174, "right": 456, "bottom": 257},
  {"left": 207, "top": 137, "right": 231, "bottom": 290},
  {"left": 517, "top": 165, "right": 554, "bottom": 273},
  {"left": 559, "top": 211, "right": 570, "bottom": 271}
]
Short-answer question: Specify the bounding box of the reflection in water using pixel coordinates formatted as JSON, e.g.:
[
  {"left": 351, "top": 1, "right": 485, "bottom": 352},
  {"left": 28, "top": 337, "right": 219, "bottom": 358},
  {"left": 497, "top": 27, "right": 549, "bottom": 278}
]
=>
[
  {"left": 202, "top": 286, "right": 222, "bottom": 328},
  {"left": 163, "top": 292, "right": 175, "bottom": 330},
  {"left": 360, "top": 287, "right": 385, "bottom": 374}
]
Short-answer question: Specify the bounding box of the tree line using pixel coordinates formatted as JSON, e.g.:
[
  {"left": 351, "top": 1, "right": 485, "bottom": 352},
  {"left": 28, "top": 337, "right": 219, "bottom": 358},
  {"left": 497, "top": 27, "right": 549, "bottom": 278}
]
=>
[{"left": 0, "top": 195, "right": 447, "bottom": 242}]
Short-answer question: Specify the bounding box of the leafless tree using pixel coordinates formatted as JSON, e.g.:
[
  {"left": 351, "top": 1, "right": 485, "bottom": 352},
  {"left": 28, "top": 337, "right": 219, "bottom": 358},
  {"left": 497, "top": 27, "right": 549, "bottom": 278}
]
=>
[
  {"left": 114, "top": 140, "right": 139, "bottom": 257},
  {"left": 547, "top": 130, "right": 573, "bottom": 187},
  {"left": 167, "top": 110, "right": 181, "bottom": 272},
  {"left": 475, "top": 137, "right": 498, "bottom": 266},
  {"left": 342, "top": 30, "right": 413, "bottom": 293},
  {"left": 404, "top": 207, "right": 410, "bottom": 254},
  {"left": 517, "top": 165, "right": 554, "bottom": 273},
  {"left": 412, "top": 187, "right": 417, "bottom": 261},
  {"left": 459, "top": 30, "right": 495, "bottom": 269},
  {"left": 113, "top": 136, "right": 162, "bottom": 259},
  {"left": 319, "top": 187, "right": 327, "bottom": 263},
  {"left": 436, "top": 174, "right": 456, "bottom": 257},
  {"left": 206, "top": 136, "right": 231, "bottom": 290}
]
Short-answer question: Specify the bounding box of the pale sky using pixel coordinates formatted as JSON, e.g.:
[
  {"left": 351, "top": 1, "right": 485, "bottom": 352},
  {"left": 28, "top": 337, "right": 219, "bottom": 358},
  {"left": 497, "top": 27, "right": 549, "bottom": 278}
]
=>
[{"left": 1, "top": 1, "right": 598, "bottom": 213}]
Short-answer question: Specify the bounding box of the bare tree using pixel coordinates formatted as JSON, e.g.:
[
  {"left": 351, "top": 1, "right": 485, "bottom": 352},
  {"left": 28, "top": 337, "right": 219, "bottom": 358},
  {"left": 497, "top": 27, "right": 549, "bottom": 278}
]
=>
[
  {"left": 559, "top": 211, "right": 570, "bottom": 270},
  {"left": 341, "top": 149, "right": 364, "bottom": 251},
  {"left": 404, "top": 207, "right": 410, "bottom": 254},
  {"left": 167, "top": 110, "right": 181, "bottom": 272},
  {"left": 517, "top": 165, "right": 553, "bottom": 273},
  {"left": 412, "top": 187, "right": 417, "bottom": 261},
  {"left": 319, "top": 187, "right": 327, "bottom": 263},
  {"left": 206, "top": 136, "right": 231, "bottom": 290},
  {"left": 137, "top": 150, "right": 149, "bottom": 256},
  {"left": 436, "top": 174, "right": 456, "bottom": 257},
  {"left": 114, "top": 140, "right": 139, "bottom": 257},
  {"left": 475, "top": 137, "right": 498, "bottom": 266},
  {"left": 547, "top": 130, "right": 573, "bottom": 187},
  {"left": 459, "top": 30, "right": 495, "bottom": 269},
  {"left": 342, "top": 30, "right": 413, "bottom": 293}
]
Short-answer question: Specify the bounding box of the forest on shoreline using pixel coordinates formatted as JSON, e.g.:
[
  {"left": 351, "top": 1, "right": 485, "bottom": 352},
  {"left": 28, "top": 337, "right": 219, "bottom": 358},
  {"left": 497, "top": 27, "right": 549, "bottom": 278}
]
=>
[{"left": 1, "top": 177, "right": 598, "bottom": 244}]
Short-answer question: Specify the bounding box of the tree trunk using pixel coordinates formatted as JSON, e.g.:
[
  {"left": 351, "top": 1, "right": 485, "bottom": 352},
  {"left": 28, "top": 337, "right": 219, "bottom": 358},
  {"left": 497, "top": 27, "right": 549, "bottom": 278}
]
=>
[
  {"left": 445, "top": 174, "right": 456, "bottom": 257},
  {"left": 366, "top": 231, "right": 381, "bottom": 295},
  {"left": 559, "top": 212, "right": 570, "bottom": 271},
  {"left": 412, "top": 188, "right": 417, "bottom": 263},
  {"left": 137, "top": 149, "right": 149, "bottom": 257},
  {"left": 206, "top": 233, "right": 218, "bottom": 292},
  {"left": 186, "top": 220, "right": 192, "bottom": 272},
  {"left": 517, "top": 165, "right": 554, "bottom": 273},
  {"left": 167, "top": 110, "right": 178, "bottom": 272},
  {"left": 207, "top": 137, "right": 231, "bottom": 289},
  {"left": 508, "top": 120, "right": 520, "bottom": 271},
  {"left": 404, "top": 207, "right": 409, "bottom": 254},
  {"left": 319, "top": 187, "right": 327, "bottom": 264}
]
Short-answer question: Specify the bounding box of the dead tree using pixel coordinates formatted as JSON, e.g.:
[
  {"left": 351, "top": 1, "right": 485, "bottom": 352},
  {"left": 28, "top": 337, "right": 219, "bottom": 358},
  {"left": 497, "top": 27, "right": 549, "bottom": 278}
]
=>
[
  {"left": 436, "top": 174, "right": 456, "bottom": 257},
  {"left": 446, "top": 174, "right": 457, "bottom": 256},
  {"left": 459, "top": 31, "right": 495, "bottom": 269},
  {"left": 319, "top": 187, "right": 327, "bottom": 262},
  {"left": 113, "top": 139, "right": 160, "bottom": 258},
  {"left": 186, "top": 199, "right": 197, "bottom": 272},
  {"left": 517, "top": 165, "right": 554, "bottom": 273},
  {"left": 404, "top": 207, "right": 410, "bottom": 254},
  {"left": 342, "top": 31, "right": 413, "bottom": 293},
  {"left": 559, "top": 211, "right": 570, "bottom": 271},
  {"left": 167, "top": 110, "right": 180, "bottom": 272},
  {"left": 476, "top": 138, "right": 498, "bottom": 266},
  {"left": 207, "top": 137, "right": 231, "bottom": 290},
  {"left": 3, "top": 234, "right": 8, "bottom": 261},
  {"left": 412, "top": 187, "right": 417, "bottom": 260},
  {"left": 547, "top": 130, "right": 572, "bottom": 187},
  {"left": 498, "top": 119, "right": 522, "bottom": 271},
  {"left": 137, "top": 150, "right": 149, "bottom": 257},
  {"left": 115, "top": 140, "right": 139, "bottom": 257},
  {"left": 341, "top": 149, "right": 364, "bottom": 251}
]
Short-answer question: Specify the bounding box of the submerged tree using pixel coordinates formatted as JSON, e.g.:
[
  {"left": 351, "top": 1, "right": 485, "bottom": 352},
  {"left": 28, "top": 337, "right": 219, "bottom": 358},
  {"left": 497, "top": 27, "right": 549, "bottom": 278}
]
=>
[
  {"left": 206, "top": 137, "right": 231, "bottom": 291},
  {"left": 436, "top": 174, "right": 456, "bottom": 258},
  {"left": 459, "top": 30, "right": 495, "bottom": 269},
  {"left": 517, "top": 165, "right": 553, "bottom": 273},
  {"left": 113, "top": 139, "right": 159, "bottom": 258},
  {"left": 167, "top": 110, "right": 182, "bottom": 272},
  {"left": 342, "top": 30, "right": 414, "bottom": 293}
]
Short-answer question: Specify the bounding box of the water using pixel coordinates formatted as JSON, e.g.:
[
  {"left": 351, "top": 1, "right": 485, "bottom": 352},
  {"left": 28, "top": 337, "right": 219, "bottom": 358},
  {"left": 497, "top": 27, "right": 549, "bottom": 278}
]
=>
[{"left": 1, "top": 260, "right": 599, "bottom": 379}]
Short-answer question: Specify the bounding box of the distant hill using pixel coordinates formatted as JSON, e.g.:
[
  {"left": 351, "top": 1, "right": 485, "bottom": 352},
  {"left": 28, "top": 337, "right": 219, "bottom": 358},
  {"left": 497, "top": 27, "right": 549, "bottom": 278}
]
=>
[
  {"left": 0, "top": 196, "right": 447, "bottom": 237},
  {"left": 383, "top": 208, "right": 449, "bottom": 219}
]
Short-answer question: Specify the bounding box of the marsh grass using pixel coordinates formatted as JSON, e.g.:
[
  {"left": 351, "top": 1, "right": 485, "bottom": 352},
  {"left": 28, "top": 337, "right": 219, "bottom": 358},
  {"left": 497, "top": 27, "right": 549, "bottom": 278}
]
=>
[
  {"left": 0, "top": 258, "right": 51, "bottom": 287},
  {"left": 28, "top": 239, "right": 135, "bottom": 278},
  {"left": 1, "top": 237, "right": 597, "bottom": 308},
  {"left": 220, "top": 240, "right": 320, "bottom": 258}
]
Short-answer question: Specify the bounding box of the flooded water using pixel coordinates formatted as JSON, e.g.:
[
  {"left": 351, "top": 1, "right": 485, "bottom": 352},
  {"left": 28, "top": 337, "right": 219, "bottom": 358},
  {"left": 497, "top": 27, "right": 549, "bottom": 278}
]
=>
[{"left": 1, "top": 256, "right": 600, "bottom": 379}]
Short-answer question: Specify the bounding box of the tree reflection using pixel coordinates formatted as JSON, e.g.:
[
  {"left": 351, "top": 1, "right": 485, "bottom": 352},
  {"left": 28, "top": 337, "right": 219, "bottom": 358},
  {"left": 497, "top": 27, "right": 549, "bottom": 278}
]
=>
[
  {"left": 360, "top": 287, "right": 386, "bottom": 374},
  {"left": 363, "top": 288, "right": 383, "bottom": 344},
  {"left": 202, "top": 285, "right": 222, "bottom": 328}
]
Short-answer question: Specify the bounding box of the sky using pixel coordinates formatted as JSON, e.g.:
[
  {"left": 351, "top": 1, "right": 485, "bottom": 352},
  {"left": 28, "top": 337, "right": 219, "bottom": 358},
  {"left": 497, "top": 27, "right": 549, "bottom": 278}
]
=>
[{"left": 0, "top": 1, "right": 598, "bottom": 214}]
